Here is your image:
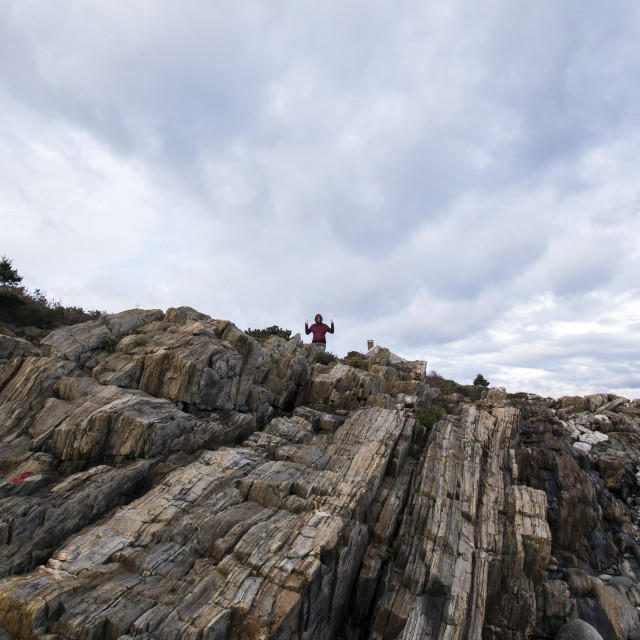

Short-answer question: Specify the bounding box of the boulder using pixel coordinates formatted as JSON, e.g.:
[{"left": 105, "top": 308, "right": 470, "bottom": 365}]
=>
[{"left": 556, "top": 619, "right": 603, "bottom": 640}]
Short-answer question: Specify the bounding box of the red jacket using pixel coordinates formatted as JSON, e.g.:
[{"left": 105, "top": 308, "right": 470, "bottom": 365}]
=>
[{"left": 305, "top": 321, "right": 334, "bottom": 343}]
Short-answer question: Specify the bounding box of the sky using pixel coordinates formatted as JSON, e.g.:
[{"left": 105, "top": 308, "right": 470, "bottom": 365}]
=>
[{"left": 2, "top": 0, "right": 640, "bottom": 399}]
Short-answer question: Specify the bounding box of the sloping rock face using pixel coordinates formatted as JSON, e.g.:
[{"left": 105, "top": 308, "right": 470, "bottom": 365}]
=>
[{"left": 0, "top": 308, "right": 639, "bottom": 639}]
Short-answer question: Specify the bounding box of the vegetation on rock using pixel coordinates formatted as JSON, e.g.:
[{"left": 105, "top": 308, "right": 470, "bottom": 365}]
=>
[
  {"left": 245, "top": 324, "right": 292, "bottom": 341},
  {"left": 416, "top": 405, "right": 443, "bottom": 431},
  {"left": 100, "top": 333, "right": 119, "bottom": 352},
  {"left": 0, "top": 256, "right": 102, "bottom": 330},
  {"left": 315, "top": 350, "right": 338, "bottom": 365},
  {"left": 341, "top": 350, "right": 369, "bottom": 370}
]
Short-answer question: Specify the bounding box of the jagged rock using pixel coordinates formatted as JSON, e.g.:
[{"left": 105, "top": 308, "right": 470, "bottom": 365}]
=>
[
  {"left": 580, "top": 431, "right": 609, "bottom": 445},
  {"left": 574, "top": 441, "right": 593, "bottom": 454},
  {"left": 0, "top": 308, "right": 639, "bottom": 640},
  {"left": 0, "top": 356, "right": 78, "bottom": 445},
  {"left": 296, "top": 363, "right": 391, "bottom": 412},
  {"left": 593, "top": 455, "right": 627, "bottom": 490},
  {"left": 369, "top": 405, "right": 552, "bottom": 639},
  {"left": 91, "top": 309, "right": 262, "bottom": 411},
  {"left": 0, "top": 407, "right": 415, "bottom": 639},
  {"left": 0, "top": 334, "right": 39, "bottom": 362},
  {"left": 40, "top": 309, "right": 164, "bottom": 368},
  {"left": 484, "top": 386, "right": 508, "bottom": 405},
  {"left": 252, "top": 335, "right": 311, "bottom": 412},
  {"left": 365, "top": 345, "right": 427, "bottom": 382}
]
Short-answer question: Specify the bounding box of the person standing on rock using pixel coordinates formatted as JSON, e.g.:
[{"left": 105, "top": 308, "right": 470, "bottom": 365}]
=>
[{"left": 305, "top": 314, "right": 334, "bottom": 348}]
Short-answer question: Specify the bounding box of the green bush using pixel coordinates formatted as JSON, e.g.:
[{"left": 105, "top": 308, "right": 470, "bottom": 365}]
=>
[
  {"left": 457, "top": 385, "right": 483, "bottom": 402},
  {"left": 246, "top": 325, "right": 292, "bottom": 342},
  {"left": 0, "top": 289, "right": 26, "bottom": 307},
  {"left": 0, "top": 264, "right": 102, "bottom": 330},
  {"left": 424, "top": 373, "right": 458, "bottom": 396},
  {"left": 100, "top": 333, "right": 118, "bottom": 351},
  {"left": 315, "top": 351, "right": 338, "bottom": 365},
  {"left": 507, "top": 392, "right": 530, "bottom": 408},
  {"left": 417, "top": 407, "right": 443, "bottom": 431},
  {"left": 342, "top": 350, "right": 368, "bottom": 370}
]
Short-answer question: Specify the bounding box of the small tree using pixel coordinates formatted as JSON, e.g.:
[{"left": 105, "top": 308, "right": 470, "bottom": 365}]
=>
[
  {"left": 0, "top": 256, "right": 23, "bottom": 287},
  {"left": 473, "top": 373, "right": 490, "bottom": 388}
]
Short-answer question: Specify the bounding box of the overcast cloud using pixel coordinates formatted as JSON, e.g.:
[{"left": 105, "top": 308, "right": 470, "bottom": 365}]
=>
[{"left": 2, "top": 0, "right": 639, "bottom": 399}]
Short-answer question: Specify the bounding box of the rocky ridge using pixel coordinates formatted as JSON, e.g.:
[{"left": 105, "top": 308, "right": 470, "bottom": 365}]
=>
[{"left": 0, "top": 308, "right": 639, "bottom": 639}]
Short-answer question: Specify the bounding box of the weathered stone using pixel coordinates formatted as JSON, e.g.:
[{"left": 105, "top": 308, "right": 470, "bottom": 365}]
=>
[
  {"left": 564, "top": 569, "right": 595, "bottom": 597},
  {"left": 591, "top": 578, "right": 639, "bottom": 639},
  {"left": 296, "top": 363, "right": 391, "bottom": 413},
  {"left": 368, "top": 405, "right": 553, "bottom": 639},
  {"left": 574, "top": 441, "right": 593, "bottom": 455},
  {"left": 556, "top": 619, "right": 604, "bottom": 639},
  {"left": 0, "top": 335, "right": 39, "bottom": 362},
  {"left": 0, "top": 407, "right": 412, "bottom": 639},
  {"left": 1, "top": 307, "right": 639, "bottom": 640},
  {"left": 594, "top": 455, "right": 627, "bottom": 490},
  {"left": 585, "top": 395, "right": 619, "bottom": 413},
  {"left": 91, "top": 312, "right": 263, "bottom": 412},
  {"left": 0, "top": 357, "right": 78, "bottom": 443},
  {"left": 104, "top": 308, "right": 165, "bottom": 336},
  {"left": 484, "top": 386, "right": 508, "bottom": 405},
  {"left": 39, "top": 318, "right": 111, "bottom": 366},
  {"left": 580, "top": 431, "right": 609, "bottom": 445},
  {"left": 545, "top": 579, "right": 571, "bottom": 618}
]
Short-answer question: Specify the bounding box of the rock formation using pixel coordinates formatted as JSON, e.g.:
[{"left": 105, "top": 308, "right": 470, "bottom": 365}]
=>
[{"left": 0, "top": 307, "right": 639, "bottom": 639}]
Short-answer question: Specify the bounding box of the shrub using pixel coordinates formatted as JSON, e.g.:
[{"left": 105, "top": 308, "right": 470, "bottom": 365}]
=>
[
  {"left": 315, "top": 351, "right": 338, "bottom": 365},
  {"left": 424, "top": 373, "right": 458, "bottom": 397},
  {"left": 0, "top": 259, "right": 103, "bottom": 329},
  {"left": 417, "top": 406, "right": 443, "bottom": 431},
  {"left": 0, "top": 287, "right": 50, "bottom": 327},
  {"left": 0, "top": 289, "right": 103, "bottom": 328},
  {"left": 457, "top": 385, "right": 483, "bottom": 402},
  {"left": 246, "top": 325, "right": 292, "bottom": 342},
  {"left": 507, "top": 392, "right": 530, "bottom": 409},
  {"left": 100, "top": 333, "right": 118, "bottom": 351},
  {"left": 342, "top": 350, "right": 368, "bottom": 370}
]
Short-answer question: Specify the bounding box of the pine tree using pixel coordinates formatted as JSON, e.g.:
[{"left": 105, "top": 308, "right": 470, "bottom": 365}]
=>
[
  {"left": 0, "top": 256, "right": 23, "bottom": 287},
  {"left": 473, "top": 373, "right": 490, "bottom": 388}
]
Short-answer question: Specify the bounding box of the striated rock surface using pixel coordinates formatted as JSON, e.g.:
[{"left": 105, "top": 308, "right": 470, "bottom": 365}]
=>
[{"left": 0, "top": 308, "right": 639, "bottom": 639}]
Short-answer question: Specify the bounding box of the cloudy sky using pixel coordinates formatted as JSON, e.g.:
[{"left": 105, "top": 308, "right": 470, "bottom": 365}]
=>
[{"left": 2, "top": 1, "right": 639, "bottom": 399}]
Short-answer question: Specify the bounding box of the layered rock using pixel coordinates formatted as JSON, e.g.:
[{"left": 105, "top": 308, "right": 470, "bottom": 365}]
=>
[
  {"left": 0, "top": 307, "right": 639, "bottom": 639},
  {"left": 368, "top": 405, "right": 551, "bottom": 640}
]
